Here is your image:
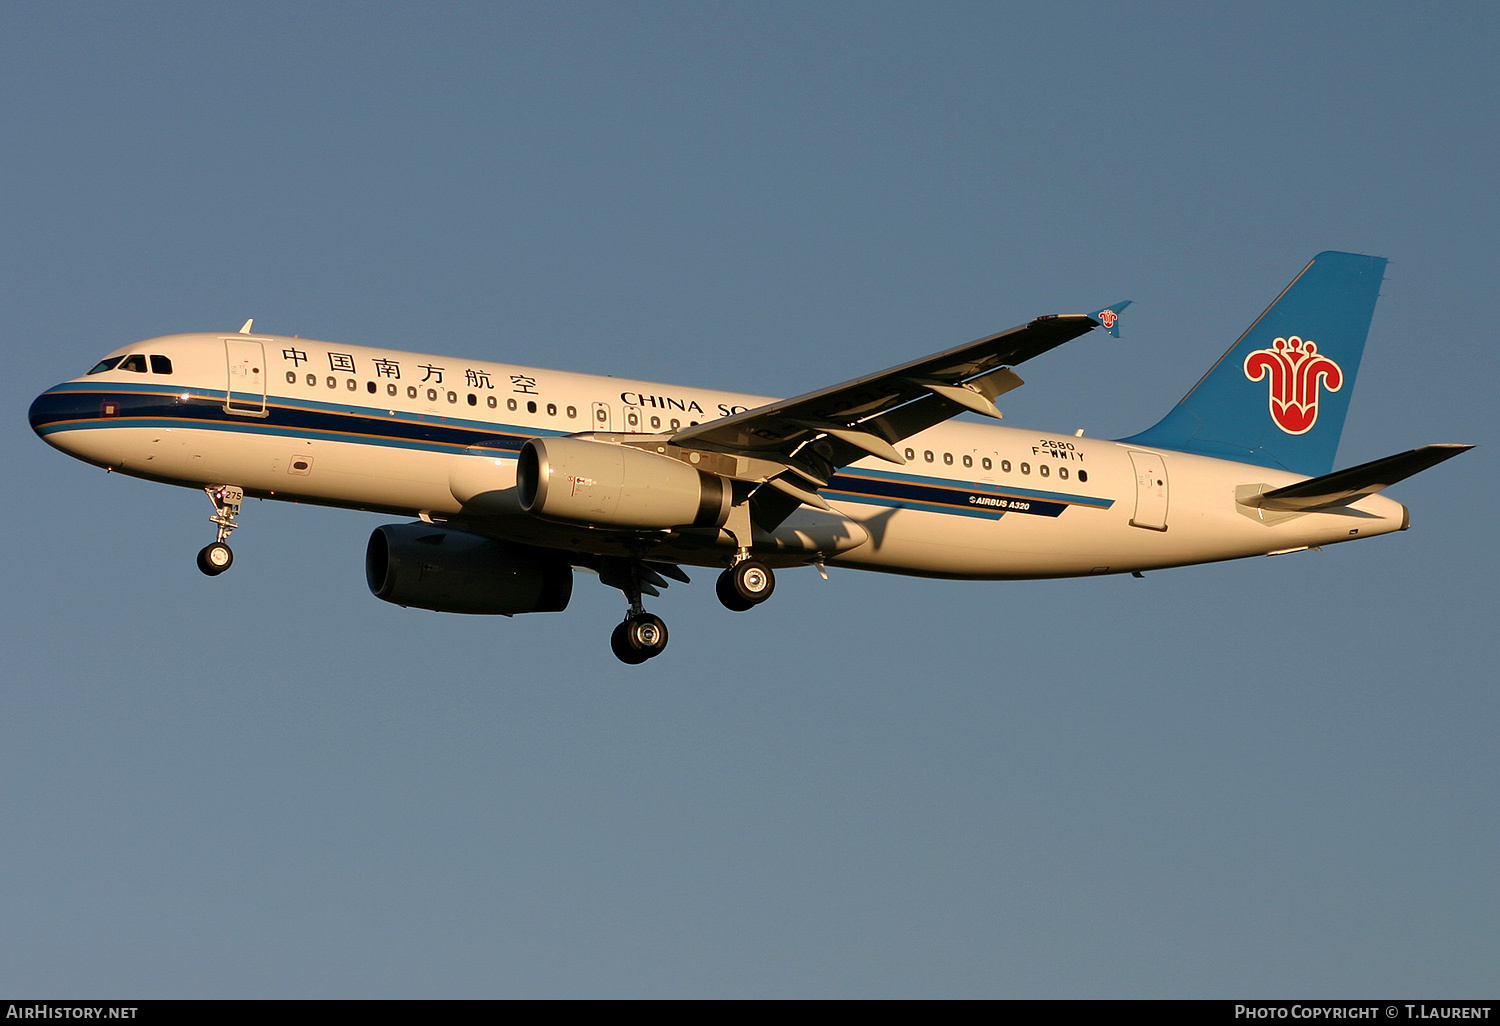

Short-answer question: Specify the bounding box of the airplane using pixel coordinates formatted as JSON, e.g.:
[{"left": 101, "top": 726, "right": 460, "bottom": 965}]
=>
[{"left": 29, "top": 251, "right": 1470, "bottom": 664}]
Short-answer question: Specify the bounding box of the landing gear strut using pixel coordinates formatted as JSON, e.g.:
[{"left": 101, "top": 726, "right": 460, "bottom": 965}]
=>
[
  {"left": 197, "top": 485, "right": 243, "bottom": 577},
  {"left": 716, "top": 553, "right": 775, "bottom": 612},
  {"left": 610, "top": 560, "right": 670, "bottom": 664}
]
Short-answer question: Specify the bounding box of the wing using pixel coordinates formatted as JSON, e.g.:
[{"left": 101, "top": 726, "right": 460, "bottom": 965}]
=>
[{"left": 670, "top": 313, "right": 1106, "bottom": 488}]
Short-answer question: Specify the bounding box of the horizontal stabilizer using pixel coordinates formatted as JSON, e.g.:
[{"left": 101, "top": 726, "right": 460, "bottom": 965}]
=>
[{"left": 1244, "top": 444, "right": 1472, "bottom": 512}]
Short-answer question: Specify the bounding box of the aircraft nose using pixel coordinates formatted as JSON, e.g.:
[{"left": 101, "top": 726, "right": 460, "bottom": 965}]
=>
[
  {"left": 29, "top": 384, "right": 93, "bottom": 449},
  {"left": 28, "top": 388, "right": 57, "bottom": 438}
]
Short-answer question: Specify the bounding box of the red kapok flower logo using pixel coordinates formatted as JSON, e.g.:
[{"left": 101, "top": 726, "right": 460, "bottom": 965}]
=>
[{"left": 1243, "top": 336, "right": 1343, "bottom": 435}]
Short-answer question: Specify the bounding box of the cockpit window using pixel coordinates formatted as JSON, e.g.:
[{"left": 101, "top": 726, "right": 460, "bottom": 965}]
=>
[
  {"left": 149, "top": 355, "right": 173, "bottom": 374},
  {"left": 119, "top": 354, "right": 148, "bottom": 373},
  {"left": 87, "top": 357, "right": 124, "bottom": 375}
]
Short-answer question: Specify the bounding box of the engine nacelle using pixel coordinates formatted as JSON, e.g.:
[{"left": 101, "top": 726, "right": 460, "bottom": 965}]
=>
[
  {"left": 366, "top": 523, "right": 573, "bottom": 615},
  {"left": 516, "top": 436, "right": 731, "bottom": 530}
]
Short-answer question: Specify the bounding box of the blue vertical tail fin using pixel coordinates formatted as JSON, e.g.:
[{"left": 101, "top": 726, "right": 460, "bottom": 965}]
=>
[{"left": 1118, "top": 251, "right": 1387, "bottom": 477}]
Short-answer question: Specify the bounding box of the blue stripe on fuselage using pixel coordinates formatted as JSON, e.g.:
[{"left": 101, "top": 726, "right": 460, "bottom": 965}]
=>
[
  {"left": 30, "top": 382, "right": 1116, "bottom": 518},
  {"left": 29, "top": 383, "right": 553, "bottom": 456}
]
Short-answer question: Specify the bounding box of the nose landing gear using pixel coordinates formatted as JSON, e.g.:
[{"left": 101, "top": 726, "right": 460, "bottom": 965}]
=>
[{"left": 197, "top": 485, "right": 243, "bottom": 577}]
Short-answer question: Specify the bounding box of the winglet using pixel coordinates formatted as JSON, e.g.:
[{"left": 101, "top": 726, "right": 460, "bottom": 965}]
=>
[
  {"left": 1088, "top": 301, "right": 1131, "bottom": 338},
  {"left": 239, "top": 318, "right": 255, "bottom": 335}
]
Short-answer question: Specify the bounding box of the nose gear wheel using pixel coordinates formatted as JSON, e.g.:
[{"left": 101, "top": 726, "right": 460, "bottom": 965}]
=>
[{"left": 197, "top": 542, "right": 234, "bottom": 576}]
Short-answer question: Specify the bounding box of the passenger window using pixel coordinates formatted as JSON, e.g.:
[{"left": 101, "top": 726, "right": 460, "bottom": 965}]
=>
[
  {"left": 87, "top": 357, "right": 123, "bottom": 375},
  {"left": 567, "top": 406, "right": 577, "bottom": 419},
  {"left": 963, "top": 455, "right": 972, "bottom": 468},
  {"left": 1078, "top": 470, "right": 1089, "bottom": 483},
  {"left": 943, "top": 452, "right": 953, "bottom": 465},
  {"left": 367, "top": 381, "right": 377, "bottom": 393},
  {"left": 507, "top": 398, "right": 517, "bottom": 411},
  {"left": 1021, "top": 462, "right": 1030, "bottom": 474},
  {"left": 670, "top": 418, "right": 680, "bottom": 430},
  {"left": 427, "top": 388, "right": 438, "bottom": 401},
  {"left": 467, "top": 394, "right": 477, "bottom": 406},
  {"left": 487, "top": 396, "right": 497, "bottom": 408},
  {"left": 120, "top": 355, "right": 148, "bottom": 373},
  {"left": 407, "top": 386, "right": 417, "bottom": 398},
  {"left": 905, "top": 448, "right": 915, "bottom": 460},
  {"left": 924, "top": 450, "right": 934, "bottom": 463},
  {"left": 650, "top": 416, "right": 661, "bottom": 429},
  {"left": 1059, "top": 467, "right": 1068, "bottom": 480},
  {"left": 1001, "top": 460, "right": 1011, "bottom": 472},
  {"left": 596, "top": 408, "right": 607, "bottom": 423},
  {"left": 447, "top": 391, "right": 457, "bottom": 403},
  {"left": 307, "top": 374, "right": 317, "bottom": 386},
  {"left": 347, "top": 379, "right": 357, "bottom": 391},
  {"left": 328, "top": 377, "right": 337, "bottom": 389},
  {"left": 285, "top": 371, "right": 296, "bottom": 384},
  {"left": 547, "top": 403, "right": 557, "bottom": 416},
  {"left": 150, "top": 355, "right": 173, "bottom": 374},
  {"left": 982, "top": 458, "right": 992, "bottom": 470},
  {"left": 527, "top": 401, "right": 537, "bottom": 414},
  {"left": 387, "top": 383, "right": 398, "bottom": 396},
  {"left": 1040, "top": 464, "right": 1049, "bottom": 477},
  {"left": 627, "top": 411, "right": 639, "bottom": 427}
]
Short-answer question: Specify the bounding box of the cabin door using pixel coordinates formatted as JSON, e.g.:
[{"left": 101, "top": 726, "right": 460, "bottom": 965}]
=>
[
  {"left": 1128, "top": 450, "right": 1169, "bottom": 530},
  {"left": 224, "top": 339, "right": 267, "bottom": 416}
]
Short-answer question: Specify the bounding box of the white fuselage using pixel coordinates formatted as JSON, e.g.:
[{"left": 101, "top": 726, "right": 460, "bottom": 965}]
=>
[{"left": 31, "top": 332, "right": 1409, "bottom": 579}]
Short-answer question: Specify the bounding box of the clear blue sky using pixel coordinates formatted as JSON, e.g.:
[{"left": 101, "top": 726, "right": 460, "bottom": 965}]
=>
[{"left": 3, "top": 2, "right": 1496, "bottom": 997}]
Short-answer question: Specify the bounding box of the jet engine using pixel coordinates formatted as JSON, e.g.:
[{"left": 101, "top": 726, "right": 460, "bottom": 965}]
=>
[
  {"left": 516, "top": 436, "right": 731, "bottom": 530},
  {"left": 365, "top": 523, "right": 573, "bottom": 615}
]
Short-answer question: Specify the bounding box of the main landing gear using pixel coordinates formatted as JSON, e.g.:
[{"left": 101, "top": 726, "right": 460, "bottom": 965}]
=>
[
  {"left": 611, "top": 613, "right": 668, "bottom": 665},
  {"left": 602, "top": 553, "right": 775, "bottom": 664},
  {"left": 609, "top": 560, "right": 671, "bottom": 665},
  {"left": 196, "top": 485, "right": 243, "bottom": 577},
  {"left": 716, "top": 554, "right": 775, "bottom": 612}
]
